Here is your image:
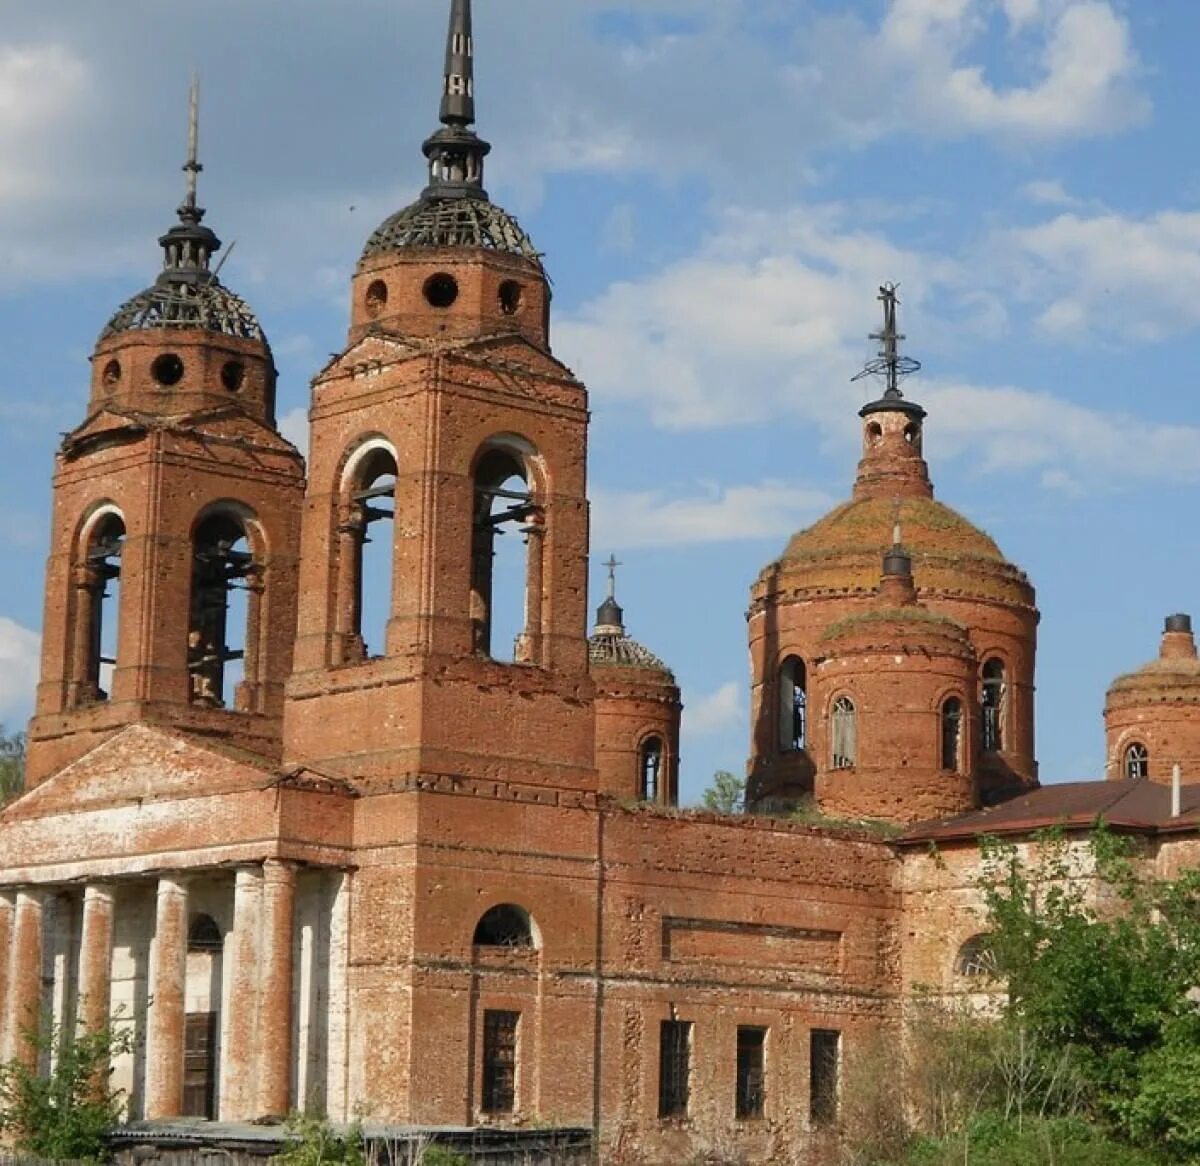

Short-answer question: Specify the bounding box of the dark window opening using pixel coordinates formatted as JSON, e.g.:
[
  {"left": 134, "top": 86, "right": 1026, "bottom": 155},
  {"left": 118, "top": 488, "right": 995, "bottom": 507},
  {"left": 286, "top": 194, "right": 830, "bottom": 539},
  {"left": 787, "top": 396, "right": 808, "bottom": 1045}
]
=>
[
  {"left": 1124, "top": 742, "right": 1149, "bottom": 780},
  {"left": 866, "top": 421, "right": 882, "bottom": 446},
  {"left": 152, "top": 353, "right": 184, "bottom": 387},
  {"left": 473, "top": 905, "right": 533, "bottom": 949},
  {"left": 810, "top": 1029, "right": 840, "bottom": 1125},
  {"left": 941, "top": 697, "right": 963, "bottom": 771},
  {"left": 482, "top": 1010, "right": 519, "bottom": 1114},
  {"left": 102, "top": 359, "right": 121, "bottom": 389},
  {"left": 780, "top": 657, "right": 807, "bottom": 752},
  {"left": 499, "top": 281, "right": 523, "bottom": 316},
  {"left": 424, "top": 272, "right": 460, "bottom": 309},
  {"left": 183, "top": 1012, "right": 217, "bottom": 1120},
  {"left": 955, "top": 934, "right": 996, "bottom": 978},
  {"left": 365, "top": 279, "right": 388, "bottom": 317},
  {"left": 471, "top": 447, "right": 541, "bottom": 663},
  {"left": 77, "top": 513, "right": 125, "bottom": 705},
  {"left": 640, "top": 737, "right": 663, "bottom": 802},
  {"left": 736, "top": 1026, "right": 767, "bottom": 1120},
  {"left": 659, "top": 1020, "right": 692, "bottom": 1118},
  {"left": 188, "top": 914, "right": 223, "bottom": 953},
  {"left": 903, "top": 421, "right": 921, "bottom": 447},
  {"left": 338, "top": 447, "right": 397, "bottom": 662},
  {"left": 831, "top": 696, "right": 856, "bottom": 770},
  {"left": 982, "top": 659, "right": 1006, "bottom": 753},
  {"left": 189, "top": 513, "right": 258, "bottom": 710},
  {"left": 220, "top": 361, "right": 245, "bottom": 392}
]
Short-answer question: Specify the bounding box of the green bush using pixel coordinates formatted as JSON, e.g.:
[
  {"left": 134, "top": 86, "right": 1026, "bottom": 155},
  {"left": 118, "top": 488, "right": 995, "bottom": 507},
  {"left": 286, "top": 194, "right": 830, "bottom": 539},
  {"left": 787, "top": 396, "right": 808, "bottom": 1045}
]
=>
[{"left": 277, "top": 1112, "right": 366, "bottom": 1166}]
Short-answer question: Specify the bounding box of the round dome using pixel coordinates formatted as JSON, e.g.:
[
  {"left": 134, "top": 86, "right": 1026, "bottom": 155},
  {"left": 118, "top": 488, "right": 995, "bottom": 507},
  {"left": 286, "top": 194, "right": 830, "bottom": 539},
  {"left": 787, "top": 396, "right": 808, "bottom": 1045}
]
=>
[
  {"left": 362, "top": 195, "right": 541, "bottom": 263},
  {"left": 1108, "top": 656, "right": 1200, "bottom": 702},
  {"left": 589, "top": 632, "right": 674, "bottom": 679},
  {"left": 101, "top": 278, "right": 266, "bottom": 343}
]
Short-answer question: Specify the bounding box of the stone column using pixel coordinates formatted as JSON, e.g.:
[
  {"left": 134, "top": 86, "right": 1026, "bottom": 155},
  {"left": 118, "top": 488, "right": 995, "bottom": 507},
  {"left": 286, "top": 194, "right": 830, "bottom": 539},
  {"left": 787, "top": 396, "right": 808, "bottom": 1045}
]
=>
[
  {"left": 5, "top": 889, "right": 45, "bottom": 1068},
  {"left": 257, "top": 859, "right": 297, "bottom": 1118},
  {"left": 145, "top": 875, "right": 188, "bottom": 1119},
  {"left": 221, "top": 866, "right": 263, "bottom": 1121},
  {"left": 0, "top": 892, "right": 14, "bottom": 1062},
  {"left": 77, "top": 883, "right": 115, "bottom": 1035}
]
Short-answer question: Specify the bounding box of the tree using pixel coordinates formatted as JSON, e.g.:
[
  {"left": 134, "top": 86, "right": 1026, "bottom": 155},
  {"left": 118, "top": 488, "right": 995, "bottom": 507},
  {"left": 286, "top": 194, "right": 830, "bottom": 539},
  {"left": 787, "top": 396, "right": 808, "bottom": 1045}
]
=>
[
  {"left": 0, "top": 725, "right": 24, "bottom": 805},
  {"left": 701, "top": 770, "right": 745, "bottom": 815}
]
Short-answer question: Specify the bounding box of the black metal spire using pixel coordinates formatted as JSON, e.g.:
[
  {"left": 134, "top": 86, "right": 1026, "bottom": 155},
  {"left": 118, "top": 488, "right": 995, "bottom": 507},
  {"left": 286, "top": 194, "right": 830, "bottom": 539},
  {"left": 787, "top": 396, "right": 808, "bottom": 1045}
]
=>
[
  {"left": 855, "top": 282, "right": 926, "bottom": 420},
  {"left": 157, "top": 76, "right": 221, "bottom": 287},
  {"left": 421, "top": 0, "right": 491, "bottom": 201},
  {"left": 595, "top": 554, "right": 626, "bottom": 633}
]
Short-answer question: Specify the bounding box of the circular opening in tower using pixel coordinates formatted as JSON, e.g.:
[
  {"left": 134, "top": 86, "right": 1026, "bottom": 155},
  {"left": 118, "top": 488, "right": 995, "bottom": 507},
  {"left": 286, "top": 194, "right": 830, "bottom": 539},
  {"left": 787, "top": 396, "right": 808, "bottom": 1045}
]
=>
[
  {"left": 904, "top": 422, "right": 921, "bottom": 445},
  {"left": 151, "top": 354, "right": 184, "bottom": 387},
  {"left": 866, "top": 421, "right": 883, "bottom": 446},
  {"left": 221, "top": 361, "right": 245, "bottom": 392},
  {"left": 423, "top": 273, "right": 460, "bottom": 309},
  {"left": 365, "top": 280, "right": 389, "bottom": 317},
  {"left": 499, "top": 281, "right": 523, "bottom": 316},
  {"left": 101, "top": 359, "right": 122, "bottom": 390}
]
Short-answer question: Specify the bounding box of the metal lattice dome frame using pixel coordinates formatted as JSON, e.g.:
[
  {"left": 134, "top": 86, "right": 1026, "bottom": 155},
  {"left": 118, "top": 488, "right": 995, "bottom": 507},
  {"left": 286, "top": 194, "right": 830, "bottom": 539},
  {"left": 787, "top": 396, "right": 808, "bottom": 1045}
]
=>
[
  {"left": 362, "top": 196, "right": 541, "bottom": 263},
  {"left": 589, "top": 632, "right": 675, "bottom": 679},
  {"left": 101, "top": 279, "right": 266, "bottom": 343}
]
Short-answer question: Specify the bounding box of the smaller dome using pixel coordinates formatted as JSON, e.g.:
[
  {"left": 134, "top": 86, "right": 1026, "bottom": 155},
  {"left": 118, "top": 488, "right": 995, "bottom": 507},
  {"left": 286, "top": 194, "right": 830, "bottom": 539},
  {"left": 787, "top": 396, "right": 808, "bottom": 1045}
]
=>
[
  {"left": 1109, "top": 615, "right": 1200, "bottom": 704},
  {"left": 589, "top": 632, "right": 674, "bottom": 679},
  {"left": 362, "top": 196, "right": 541, "bottom": 263},
  {"left": 101, "top": 278, "right": 265, "bottom": 343}
]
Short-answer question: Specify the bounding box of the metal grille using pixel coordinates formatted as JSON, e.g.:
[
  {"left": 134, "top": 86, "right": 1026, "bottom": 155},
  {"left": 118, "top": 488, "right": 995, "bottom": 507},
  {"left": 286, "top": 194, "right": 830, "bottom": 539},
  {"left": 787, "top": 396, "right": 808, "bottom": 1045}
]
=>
[
  {"left": 658, "top": 1020, "right": 691, "bottom": 1118},
  {"left": 482, "top": 1010, "right": 519, "bottom": 1114},
  {"left": 735, "top": 1027, "right": 766, "bottom": 1119},
  {"left": 810, "top": 1029, "right": 840, "bottom": 1125}
]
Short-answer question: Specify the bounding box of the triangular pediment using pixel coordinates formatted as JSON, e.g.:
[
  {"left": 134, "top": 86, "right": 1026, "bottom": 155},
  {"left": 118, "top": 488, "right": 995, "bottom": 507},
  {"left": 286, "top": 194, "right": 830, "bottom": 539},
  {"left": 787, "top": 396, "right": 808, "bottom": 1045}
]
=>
[
  {"left": 449, "top": 332, "right": 580, "bottom": 385},
  {"left": 315, "top": 334, "right": 429, "bottom": 382}
]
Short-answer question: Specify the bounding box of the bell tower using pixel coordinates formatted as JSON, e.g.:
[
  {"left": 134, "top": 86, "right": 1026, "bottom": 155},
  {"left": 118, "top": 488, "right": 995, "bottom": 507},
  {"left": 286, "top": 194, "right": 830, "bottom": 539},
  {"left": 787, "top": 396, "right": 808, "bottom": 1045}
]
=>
[
  {"left": 25, "top": 82, "right": 305, "bottom": 787},
  {"left": 284, "top": 0, "right": 594, "bottom": 790}
]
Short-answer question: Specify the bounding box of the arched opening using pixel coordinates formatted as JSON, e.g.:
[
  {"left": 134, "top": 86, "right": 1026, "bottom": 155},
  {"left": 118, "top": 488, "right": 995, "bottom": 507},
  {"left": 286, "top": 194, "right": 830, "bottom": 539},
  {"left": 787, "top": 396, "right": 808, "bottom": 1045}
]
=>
[
  {"left": 640, "top": 736, "right": 664, "bottom": 802},
  {"left": 1124, "top": 742, "right": 1149, "bottom": 780},
  {"left": 779, "top": 657, "right": 807, "bottom": 752},
  {"left": 188, "top": 512, "right": 260, "bottom": 710},
  {"left": 941, "top": 696, "right": 963, "bottom": 771},
  {"left": 981, "top": 658, "right": 1006, "bottom": 752},
  {"left": 188, "top": 914, "right": 223, "bottom": 952},
  {"left": 471, "top": 444, "right": 543, "bottom": 662},
  {"left": 74, "top": 511, "right": 125, "bottom": 706},
  {"left": 954, "top": 934, "right": 996, "bottom": 979},
  {"left": 473, "top": 904, "right": 535, "bottom": 949},
  {"left": 830, "top": 696, "right": 856, "bottom": 770},
  {"left": 336, "top": 444, "right": 397, "bottom": 662}
]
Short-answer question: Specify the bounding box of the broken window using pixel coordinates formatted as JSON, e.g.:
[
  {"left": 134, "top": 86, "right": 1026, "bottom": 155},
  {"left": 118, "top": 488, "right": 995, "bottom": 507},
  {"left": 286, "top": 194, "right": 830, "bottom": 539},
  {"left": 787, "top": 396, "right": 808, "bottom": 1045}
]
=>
[
  {"left": 640, "top": 736, "right": 663, "bottom": 802},
  {"left": 1124, "top": 742, "right": 1149, "bottom": 780},
  {"left": 336, "top": 445, "right": 397, "bottom": 663},
  {"left": 779, "top": 657, "right": 807, "bottom": 752},
  {"left": 955, "top": 934, "right": 996, "bottom": 978},
  {"left": 810, "top": 1029, "right": 840, "bottom": 1125},
  {"left": 982, "top": 658, "right": 1006, "bottom": 752},
  {"left": 473, "top": 905, "right": 534, "bottom": 949},
  {"left": 941, "top": 696, "right": 963, "bottom": 771},
  {"left": 482, "top": 1010, "right": 519, "bottom": 1114},
  {"left": 831, "top": 696, "right": 856, "bottom": 770},
  {"left": 188, "top": 512, "right": 260, "bottom": 710},
  {"left": 736, "top": 1026, "right": 767, "bottom": 1120},
  {"left": 471, "top": 445, "right": 543, "bottom": 663},
  {"left": 659, "top": 1020, "right": 692, "bottom": 1118},
  {"left": 73, "top": 511, "right": 125, "bottom": 706}
]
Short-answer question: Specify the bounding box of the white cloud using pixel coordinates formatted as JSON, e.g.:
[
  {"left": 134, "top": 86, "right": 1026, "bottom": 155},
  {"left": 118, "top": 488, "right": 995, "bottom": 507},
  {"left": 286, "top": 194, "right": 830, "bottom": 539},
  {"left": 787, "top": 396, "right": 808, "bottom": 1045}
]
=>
[
  {"left": 0, "top": 618, "right": 40, "bottom": 722},
  {"left": 1019, "top": 179, "right": 1084, "bottom": 208},
  {"left": 278, "top": 407, "right": 309, "bottom": 457},
  {"left": 592, "top": 482, "right": 835, "bottom": 550},
  {"left": 684, "top": 681, "right": 742, "bottom": 737}
]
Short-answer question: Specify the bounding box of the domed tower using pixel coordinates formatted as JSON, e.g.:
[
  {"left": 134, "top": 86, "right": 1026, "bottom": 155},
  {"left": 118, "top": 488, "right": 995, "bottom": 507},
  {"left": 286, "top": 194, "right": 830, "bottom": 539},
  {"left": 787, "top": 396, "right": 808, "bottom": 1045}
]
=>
[
  {"left": 810, "top": 542, "right": 978, "bottom": 823},
  {"left": 747, "top": 285, "right": 1038, "bottom": 814},
  {"left": 25, "top": 83, "right": 304, "bottom": 786},
  {"left": 1105, "top": 614, "right": 1200, "bottom": 784},
  {"left": 589, "top": 558, "right": 682, "bottom": 805},
  {"left": 285, "top": 0, "right": 594, "bottom": 789}
]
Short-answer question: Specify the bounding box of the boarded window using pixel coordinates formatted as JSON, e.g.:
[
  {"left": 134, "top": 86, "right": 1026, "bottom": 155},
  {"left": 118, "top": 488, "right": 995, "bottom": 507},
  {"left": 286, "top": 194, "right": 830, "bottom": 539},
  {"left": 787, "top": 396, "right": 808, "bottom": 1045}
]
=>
[
  {"left": 183, "top": 1012, "right": 217, "bottom": 1119},
  {"left": 482, "top": 1010, "right": 519, "bottom": 1113},
  {"left": 659, "top": 1019, "right": 692, "bottom": 1118},
  {"left": 736, "top": 1026, "right": 767, "bottom": 1119},
  {"left": 810, "top": 1029, "right": 840, "bottom": 1125}
]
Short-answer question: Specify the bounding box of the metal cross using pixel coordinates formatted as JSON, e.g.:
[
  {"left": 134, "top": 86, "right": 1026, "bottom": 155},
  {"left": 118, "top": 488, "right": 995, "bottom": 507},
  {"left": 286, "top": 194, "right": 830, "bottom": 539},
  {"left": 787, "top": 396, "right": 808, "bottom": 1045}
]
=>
[{"left": 604, "top": 554, "right": 622, "bottom": 599}]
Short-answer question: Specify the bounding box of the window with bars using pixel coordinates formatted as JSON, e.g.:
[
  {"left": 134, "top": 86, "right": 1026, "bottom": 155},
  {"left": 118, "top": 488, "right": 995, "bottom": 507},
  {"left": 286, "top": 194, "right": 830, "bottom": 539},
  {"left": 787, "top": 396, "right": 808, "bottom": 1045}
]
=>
[
  {"left": 1124, "top": 742, "right": 1149, "bottom": 780},
  {"left": 736, "top": 1026, "right": 767, "bottom": 1119},
  {"left": 981, "top": 658, "right": 1006, "bottom": 753},
  {"left": 810, "top": 1029, "right": 840, "bottom": 1125},
  {"left": 659, "top": 1019, "right": 692, "bottom": 1118},
  {"left": 640, "top": 736, "right": 664, "bottom": 802},
  {"left": 482, "top": 1010, "right": 519, "bottom": 1114}
]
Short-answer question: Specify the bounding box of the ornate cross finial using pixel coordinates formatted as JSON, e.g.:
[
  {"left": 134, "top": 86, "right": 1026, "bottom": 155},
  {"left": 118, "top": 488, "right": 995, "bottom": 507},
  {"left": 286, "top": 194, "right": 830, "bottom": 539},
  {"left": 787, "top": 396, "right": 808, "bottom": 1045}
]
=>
[
  {"left": 604, "top": 554, "right": 623, "bottom": 600},
  {"left": 852, "top": 282, "right": 922, "bottom": 397},
  {"left": 182, "top": 73, "right": 203, "bottom": 219}
]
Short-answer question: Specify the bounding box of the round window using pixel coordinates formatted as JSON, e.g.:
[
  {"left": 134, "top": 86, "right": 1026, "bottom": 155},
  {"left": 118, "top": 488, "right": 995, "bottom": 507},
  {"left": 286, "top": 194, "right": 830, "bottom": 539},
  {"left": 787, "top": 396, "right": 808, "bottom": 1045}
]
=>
[
  {"left": 151, "top": 354, "right": 184, "bottom": 387},
  {"left": 423, "top": 273, "right": 460, "bottom": 309},
  {"left": 221, "top": 361, "right": 245, "bottom": 392},
  {"left": 499, "top": 281, "right": 523, "bottom": 316},
  {"left": 365, "top": 279, "right": 389, "bottom": 317}
]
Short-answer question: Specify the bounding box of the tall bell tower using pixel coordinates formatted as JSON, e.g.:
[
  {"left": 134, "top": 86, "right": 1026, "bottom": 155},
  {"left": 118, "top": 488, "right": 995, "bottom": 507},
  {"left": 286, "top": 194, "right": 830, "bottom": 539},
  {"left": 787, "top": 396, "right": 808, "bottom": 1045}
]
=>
[
  {"left": 284, "top": 0, "right": 595, "bottom": 790},
  {"left": 25, "top": 84, "right": 305, "bottom": 786}
]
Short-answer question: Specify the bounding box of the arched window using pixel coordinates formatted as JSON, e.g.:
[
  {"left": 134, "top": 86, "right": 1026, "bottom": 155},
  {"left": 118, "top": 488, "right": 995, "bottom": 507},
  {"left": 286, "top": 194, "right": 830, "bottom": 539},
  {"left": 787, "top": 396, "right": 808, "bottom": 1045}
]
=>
[
  {"left": 941, "top": 697, "right": 963, "bottom": 772},
  {"left": 954, "top": 934, "right": 996, "bottom": 979},
  {"left": 187, "top": 914, "right": 223, "bottom": 953},
  {"left": 73, "top": 511, "right": 125, "bottom": 706},
  {"left": 471, "top": 443, "right": 543, "bottom": 662},
  {"left": 1124, "top": 742, "right": 1149, "bottom": 780},
  {"left": 473, "top": 904, "right": 535, "bottom": 949},
  {"left": 189, "top": 512, "right": 260, "bottom": 710},
  {"left": 779, "top": 657, "right": 807, "bottom": 752},
  {"left": 830, "top": 696, "right": 856, "bottom": 770},
  {"left": 336, "top": 444, "right": 397, "bottom": 663},
  {"left": 640, "top": 737, "right": 664, "bottom": 802},
  {"left": 981, "top": 658, "right": 1006, "bottom": 753}
]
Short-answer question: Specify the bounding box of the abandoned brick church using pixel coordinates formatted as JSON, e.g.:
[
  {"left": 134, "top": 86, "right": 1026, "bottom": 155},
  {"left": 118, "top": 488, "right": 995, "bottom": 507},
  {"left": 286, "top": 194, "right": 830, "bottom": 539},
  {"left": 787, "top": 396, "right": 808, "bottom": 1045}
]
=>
[{"left": 2, "top": 1, "right": 1199, "bottom": 1162}]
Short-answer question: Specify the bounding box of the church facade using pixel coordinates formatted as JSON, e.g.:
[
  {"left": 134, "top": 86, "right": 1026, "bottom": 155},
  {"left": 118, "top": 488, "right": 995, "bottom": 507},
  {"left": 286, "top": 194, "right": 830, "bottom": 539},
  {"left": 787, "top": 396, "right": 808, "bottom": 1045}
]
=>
[{"left": 1, "top": 2, "right": 1199, "bottom": 1163}]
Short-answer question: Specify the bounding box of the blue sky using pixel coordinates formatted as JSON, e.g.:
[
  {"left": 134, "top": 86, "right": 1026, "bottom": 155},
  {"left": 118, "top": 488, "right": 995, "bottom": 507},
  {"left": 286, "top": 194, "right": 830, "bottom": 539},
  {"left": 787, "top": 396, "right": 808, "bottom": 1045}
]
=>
[{"left": 1, "top": 0, "right": 1198, "bottom": 803}]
